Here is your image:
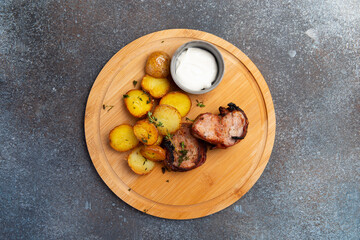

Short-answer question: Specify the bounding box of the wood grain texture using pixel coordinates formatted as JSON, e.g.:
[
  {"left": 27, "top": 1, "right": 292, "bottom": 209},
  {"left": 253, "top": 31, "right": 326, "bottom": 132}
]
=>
[{"left": 84, "top": 29, "right": 276, "bottom": 219}]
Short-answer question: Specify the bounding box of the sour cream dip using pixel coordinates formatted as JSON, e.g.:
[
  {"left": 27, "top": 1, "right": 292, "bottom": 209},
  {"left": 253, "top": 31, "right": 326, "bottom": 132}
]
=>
[{"left": 175, "top": 47, "right": 218, "bottom": 91}]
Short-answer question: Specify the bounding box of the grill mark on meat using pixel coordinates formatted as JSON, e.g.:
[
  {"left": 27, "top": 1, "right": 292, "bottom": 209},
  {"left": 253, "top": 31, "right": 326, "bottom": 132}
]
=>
[
  {"left": 192, "top": 103, "right": 249, "bottom": 149},
  {"left": 162, "top": 123, "right": 207, "bottom": 172}
]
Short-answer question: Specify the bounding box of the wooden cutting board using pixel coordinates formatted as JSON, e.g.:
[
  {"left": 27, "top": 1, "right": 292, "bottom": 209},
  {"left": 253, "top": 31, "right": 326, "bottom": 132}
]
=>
[{"left": 84, "top": 29, "right": 275, "bottom": 219}]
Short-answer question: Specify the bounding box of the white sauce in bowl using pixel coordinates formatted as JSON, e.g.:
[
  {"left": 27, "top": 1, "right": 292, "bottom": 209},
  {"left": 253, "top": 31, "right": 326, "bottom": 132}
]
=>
[{"left": 175, "top": 47, "right": 218, "bottom": 91}]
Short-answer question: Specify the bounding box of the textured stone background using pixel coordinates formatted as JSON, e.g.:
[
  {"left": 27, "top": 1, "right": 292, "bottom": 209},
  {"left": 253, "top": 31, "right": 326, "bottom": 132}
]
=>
[{"left": 1, "top": 0, "right": 359, "bottom": 239}]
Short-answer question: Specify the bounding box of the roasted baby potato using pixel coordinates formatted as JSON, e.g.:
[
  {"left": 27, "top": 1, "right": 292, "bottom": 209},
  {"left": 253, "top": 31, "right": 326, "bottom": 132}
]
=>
[
  {"left": 128, "top": 146, "right": 155, "bottom": 175},
  {"left": 159, "top": 91, "right": 192, "bottom": 117},
  {"left": 140, "top": 145, "right": 166, "bottom": 162},
  {"left": 109, "top": 124, "right": 139, "bottom": 152},
  {"left": 123, "top": 89, "right": 153, "bottom": 118},
  {"left": 153, "top": 104, "right": 181, "bottom": 135},
  {"left": 145, "top": 51, "right": 171, "bottom": 78},
  {"left": 141, "top": 74, "right": 170, "bottom": 99},
  {"left": 133, "top": 119, "right": 159, "bottom": 145},
  {"left": 153, "top": 134, "right": 163, "bottom": 146}
]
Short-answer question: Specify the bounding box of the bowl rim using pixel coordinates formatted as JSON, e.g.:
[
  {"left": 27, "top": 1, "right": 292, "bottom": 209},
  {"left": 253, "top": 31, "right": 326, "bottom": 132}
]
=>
[{"left": 170, "top": 40, "right": 225, "bottom": 94}]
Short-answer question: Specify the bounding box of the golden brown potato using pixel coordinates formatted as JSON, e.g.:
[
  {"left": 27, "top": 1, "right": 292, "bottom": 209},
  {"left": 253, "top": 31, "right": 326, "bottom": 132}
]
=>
[
  {"left": 153, "top": 104, "right": 181, "bottom": 135},
  {"left": 145, "top": 51, "right": 171, "bottom": 78},
  {"left": 140, "top": 145, "right": 166, "bottom": 162},
  {"left": 141, "top": 74, "right": 170, "bottom": 99},
  {"left": 153, "top": 134, "right": 163, "bottom": 146},
  {"left": 133, "top": 119, "right": 159, "bottom": 145},
  {"left": 159, "top": 91, "right": 192, "bottom": 117},
  {"left": 123, "top": 89, "right": 153, "bottom": 118},
  {"left": 109, "top": 124, "right": 139, "bottom": 152},
  {"left": 128, "top": 146, "right": 155, "bottom": 175}
]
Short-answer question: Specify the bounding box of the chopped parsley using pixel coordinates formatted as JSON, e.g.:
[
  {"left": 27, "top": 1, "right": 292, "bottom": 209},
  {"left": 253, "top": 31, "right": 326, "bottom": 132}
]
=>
[
  {"left": 142, "top": 138, "right": 148, "bottom": 143},
  {"left": 161, "top": 167, "right": 166, "bottom": 174},
  {"left": 143, "top": 209, "right": 148, "bottom": 213},
  {"left": 196, "top": 99, "right": 205, "bottom": 107},
  {"left": 177, "top": 141, "right": 188, "bottom": 166},
  {"left": 146, "top": 100, "right": 150, "bottom": 104},
  {"left": 133, "top": 80, "right": 138, "bottom": 87},
  {"left": 186, "top": 117, "right": 194, "bottom": 122},
  {"left": 123, "top": 94, "right": 129, "bottom": 98},
  {"left": 137, "top": 96, "right": 143, "bottom": 101},
  {"left": 178, "top": 149, "right": 188, "bottom": 166}
]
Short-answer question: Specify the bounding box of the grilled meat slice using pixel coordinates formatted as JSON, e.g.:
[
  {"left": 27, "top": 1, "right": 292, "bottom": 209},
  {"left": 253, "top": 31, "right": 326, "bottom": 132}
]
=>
[
  {"left": 162, "top": 123, "right": 207, "bottom": 172},
  {"left": 191, "top": 113, "right": 223, "bottom": 145},
  {"left": 192, "top": 103, "right": 249, "bottom": 149}
]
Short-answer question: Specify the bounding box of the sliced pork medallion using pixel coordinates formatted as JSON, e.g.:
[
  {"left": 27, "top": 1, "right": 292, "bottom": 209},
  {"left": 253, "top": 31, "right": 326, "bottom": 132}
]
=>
[
  {"left": 162, "top": 123, "right": 207, "bottom": 172},
  {"left": 192, "top": 103, "right": 249, "bottom": 149}
]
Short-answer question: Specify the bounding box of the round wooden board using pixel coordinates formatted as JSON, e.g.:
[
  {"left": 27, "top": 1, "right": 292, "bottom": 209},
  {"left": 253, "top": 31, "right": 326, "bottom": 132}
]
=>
[{"left": 85, "top": 29, "right": 275, "bottom": 219}]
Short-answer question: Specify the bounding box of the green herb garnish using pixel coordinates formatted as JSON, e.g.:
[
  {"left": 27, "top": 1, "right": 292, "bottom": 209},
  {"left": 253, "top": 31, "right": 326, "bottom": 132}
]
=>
[
  {"left": 146, "top": 100, "right": 150, "bottom": 104},
  {"left": 147, "top": 112, "right": 157, "bottom": 124},
  {"left": 186, "top": 117, "right": 194, "bottom": 122},
  {"left": 123, "top": 94, "right": 129, "bottom": 98},
  {"left": 196, "top": 99, "right": 205, "bottom": 108},
  {"left": 133, "top": 80, "right": 138, "bottom": 87},
  {"left": 147, "top": 112, "right": 163, "bottom": 127},
  {"left": 103, "top": 104, "right": 114, "bottom": 112},
  {"left": 165, "top": 132, "right": 174, "bottom": 141},
  {"left": 177, "top": 141, "right": 189, "bottom": 166}
]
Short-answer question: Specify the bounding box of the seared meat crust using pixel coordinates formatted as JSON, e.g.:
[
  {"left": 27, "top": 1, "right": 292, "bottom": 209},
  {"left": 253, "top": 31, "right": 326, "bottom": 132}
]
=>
[
  {"left": 192, "top": 103, "right": 249, "bottom": 149},
  {"left": 162, "top": 123, "right": 207, "bottom": 172}
]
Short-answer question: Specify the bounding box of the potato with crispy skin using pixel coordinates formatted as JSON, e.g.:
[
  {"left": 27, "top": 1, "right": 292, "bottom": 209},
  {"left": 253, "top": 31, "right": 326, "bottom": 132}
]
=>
[
  {"left": 153, "top": 104, "right": 181, "bottom": 135},
  {"left": 140, "top": 145, "right": 166, "bottom": 161},
  {"left": 159, "top": 91, "right": 191, "bottom": 117},
  {"left": 123, "top": 89, "right": 153, "bottom": 118},
  {"left": 145, "top": 51, "right": 171, "bottom": 78},
  {"left": 109, "top": 124, "right": 139, "bottom": 152},
  {"left": 128, "top": 146, "right": 155, "bottom": 175},
  {"left": 133, "top": 120, "right": 159, "bottom": 145},
  {"left": 153, "top": 134, "right": 163, "bottom": 146},
  {"left": 141, "top": 74, "right": 170, "bottom": 99}
]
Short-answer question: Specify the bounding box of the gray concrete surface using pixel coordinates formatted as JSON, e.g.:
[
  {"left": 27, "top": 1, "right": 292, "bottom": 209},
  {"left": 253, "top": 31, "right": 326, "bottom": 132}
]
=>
[{"left": 1, "top": 0, "right": 359, "bottom": 239}]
